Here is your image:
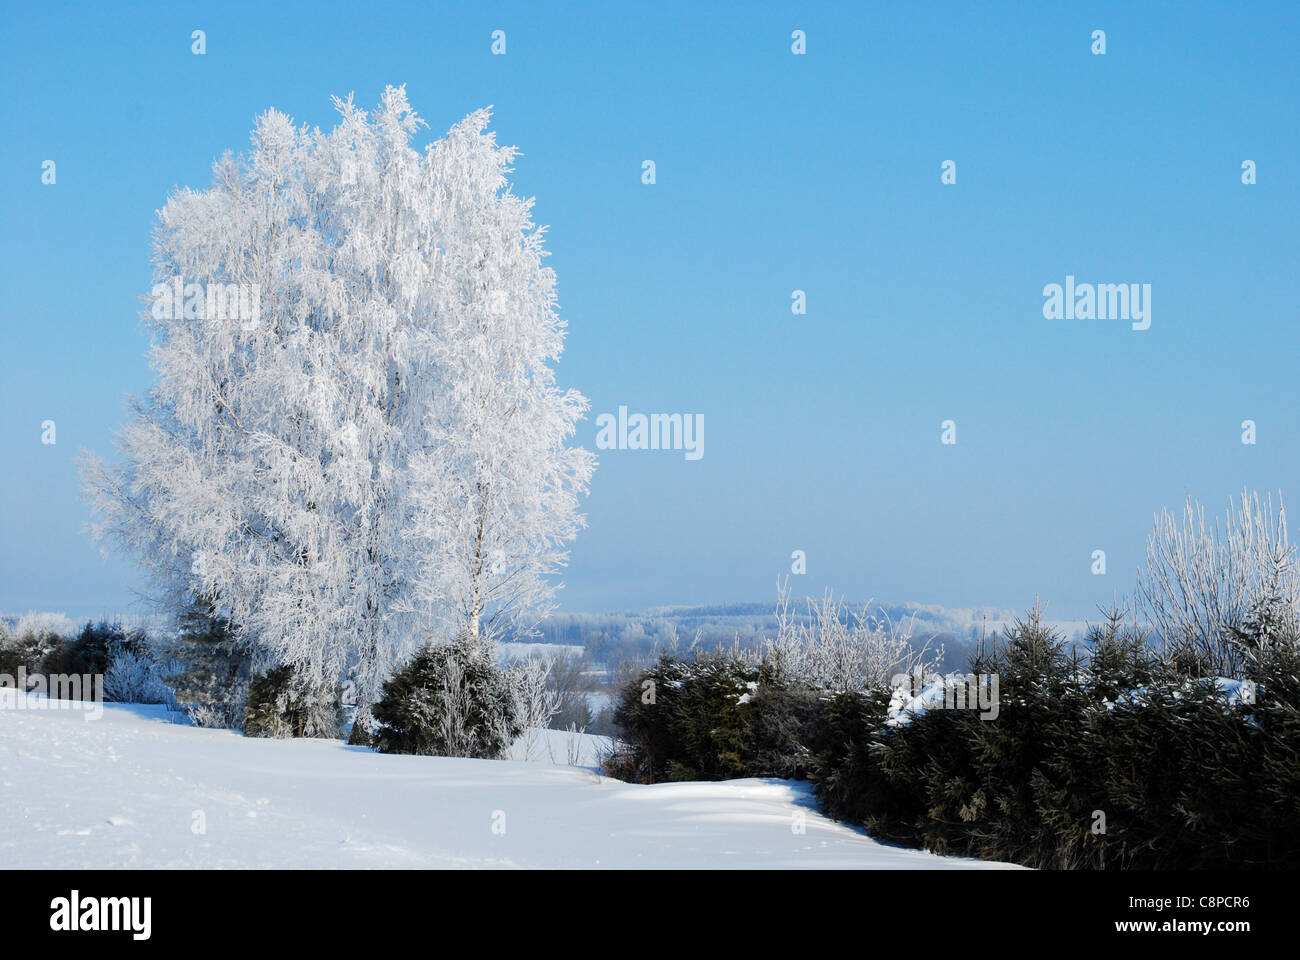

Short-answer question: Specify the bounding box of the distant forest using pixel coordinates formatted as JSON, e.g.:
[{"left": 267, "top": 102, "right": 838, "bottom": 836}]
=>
[{"left": 532, "top": 599, "right": 1079, "bottom": 673}]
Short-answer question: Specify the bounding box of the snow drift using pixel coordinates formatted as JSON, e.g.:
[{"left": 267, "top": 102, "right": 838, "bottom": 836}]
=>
[{"left": 0, "top": 690, "right": 1019, "bottom": 869}]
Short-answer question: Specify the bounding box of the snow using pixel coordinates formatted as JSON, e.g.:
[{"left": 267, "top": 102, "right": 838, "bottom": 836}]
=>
[
  {"left": 1107, "top": 676, "right": 1257, "bottom": 711},
  {"left": 0, "top": 691, "right": 1019, "bottom": 869},
  {"left": 1210, "top": 677, "right": 1255, "bottom": 705},
  {"left": 502, "top": 725, "right": 610, "bottom": 767},
  {"left": 887, "top": 673, "right": 993, "bottom": 727},
  {"left": 887, "top": 679, "right": 945, "bottom": 726}
]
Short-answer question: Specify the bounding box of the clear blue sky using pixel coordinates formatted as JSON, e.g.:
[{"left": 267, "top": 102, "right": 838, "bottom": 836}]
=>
[{"left": 2, "top": 1, "right": 1297, "bottom": 621}]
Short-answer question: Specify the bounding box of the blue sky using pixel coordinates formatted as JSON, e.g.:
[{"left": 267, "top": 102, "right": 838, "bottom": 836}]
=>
[{"left": 2, "top": 1, "right": 1297, "bottom": 621}]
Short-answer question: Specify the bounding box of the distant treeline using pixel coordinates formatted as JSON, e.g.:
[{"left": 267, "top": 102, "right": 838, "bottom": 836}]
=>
[{"left": 534, "top": 599, "right": 1041, "bottom": 674}]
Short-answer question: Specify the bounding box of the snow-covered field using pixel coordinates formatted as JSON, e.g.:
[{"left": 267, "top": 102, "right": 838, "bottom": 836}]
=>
[{"left": 0, "top": 691, "right": 1019, "bottom": 869}]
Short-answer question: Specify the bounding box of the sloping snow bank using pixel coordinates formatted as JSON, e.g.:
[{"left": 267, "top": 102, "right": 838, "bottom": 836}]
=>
[
  {"left": 503, "top": 725, "right": 611, "bottom": 767},
  {"left": 0, "top": 690, "right": 1018, "bottom": 869}
]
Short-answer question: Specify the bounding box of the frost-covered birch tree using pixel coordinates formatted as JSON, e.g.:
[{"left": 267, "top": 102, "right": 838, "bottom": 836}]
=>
[
  {"left": 400, "top": 118, "right": 595, "bottom": 648},
  {"left": 81, "top": 86, "right": 593, "bottom": 729}
]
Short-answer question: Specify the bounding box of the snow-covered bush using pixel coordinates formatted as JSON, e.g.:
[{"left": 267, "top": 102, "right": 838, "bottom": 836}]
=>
[
  {"left": 44, "top": 619, "right": 147, "bottom": 679},
  {"left": 510, "top": 655, "right": 561, "bottom": 760},
  {"left": 605, "top": 582, "right": 945, "bottom": 784},
  {"left": 764, "top": 579, "right": 940, "bottom": 694},
  {"left": 0, "top": 612, "right": 75, "bottom": 676},
  {"left": 560, "top": 722, "right": 586, "bottom": 767},
  {"left": 1138, "top": 489, "right": 1299, "bottom": 676},
  {"left": 810, "top": 601, "right": 1300, "bottom": 869},
  {"left": 543, "top": 649, "right": 596, "bottom": 731},
  {"left": 103, "top": 647, "right": 174, "bottom": 705},
  {"left": 371, "top": 638, "right": 522, "bottom": 758},
  {"left": 611, "top": 652, "right": 767, "bottom": 783},
  {"left": 14, "top": 612, "right": 76, "bottom": 643},
  {"left": 161, "top": 603, "right": 251, "bottom": 729},
  {"left": 244, "top": 666, "right": 342, "bottom": 739}
]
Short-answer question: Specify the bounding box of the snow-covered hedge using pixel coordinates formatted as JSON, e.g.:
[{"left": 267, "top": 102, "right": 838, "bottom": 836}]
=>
[
  {"left": 810, "top": 606, "right": 1300, "bottom": 869},
  {"left": 607, "top": 603, "right": 1300, "bottom": 869}
]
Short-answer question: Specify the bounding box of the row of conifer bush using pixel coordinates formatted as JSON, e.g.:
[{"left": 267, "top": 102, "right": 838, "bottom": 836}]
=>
[{"left": 605, "top": 605, "right": 1300, "bottom": 869}]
